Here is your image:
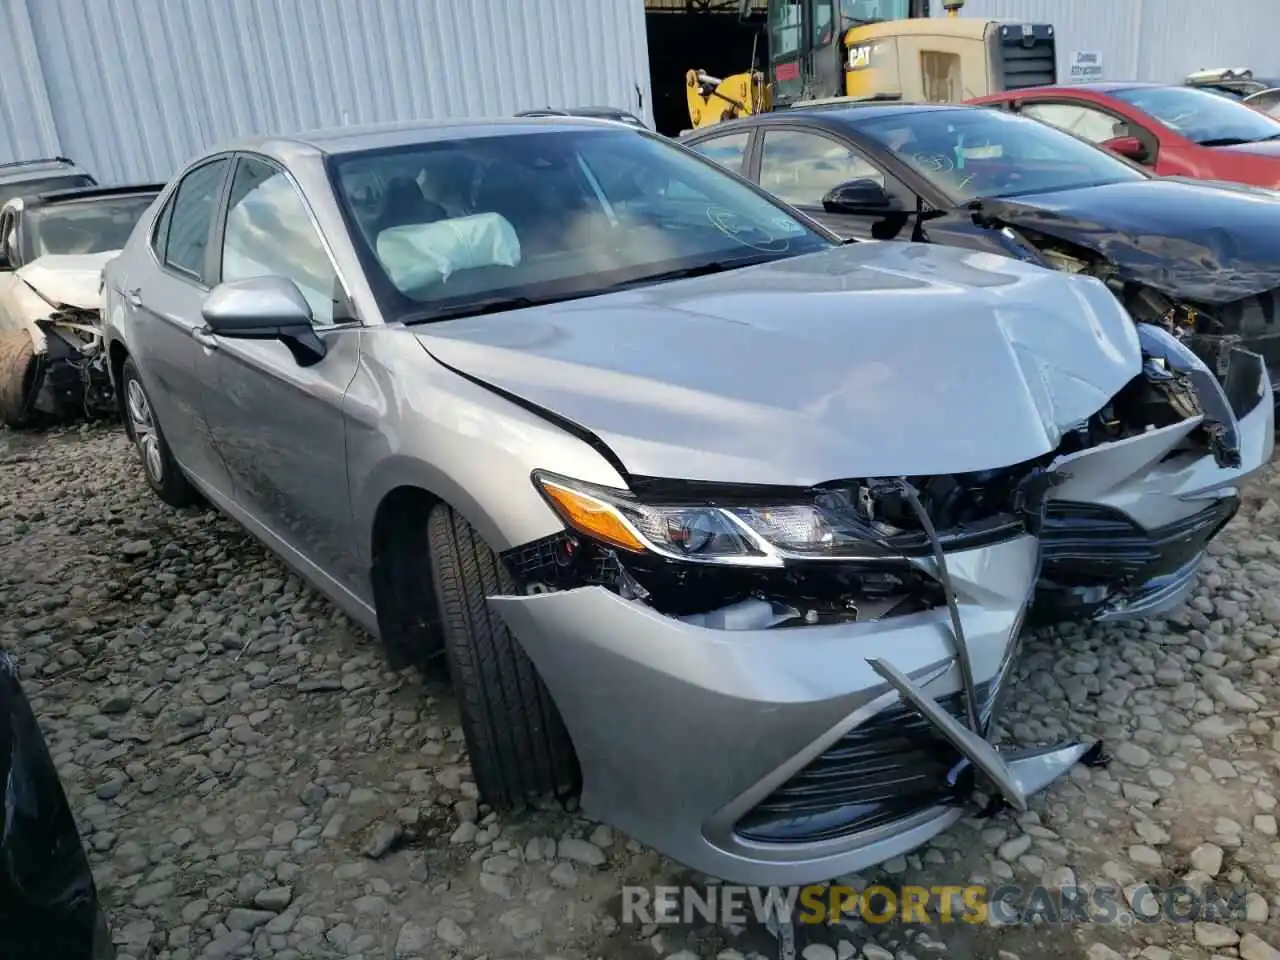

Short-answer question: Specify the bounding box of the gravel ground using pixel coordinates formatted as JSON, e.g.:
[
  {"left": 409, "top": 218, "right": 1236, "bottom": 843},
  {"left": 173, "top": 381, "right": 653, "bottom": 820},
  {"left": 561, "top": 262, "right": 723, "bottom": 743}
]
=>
[{"left": 2, "top": 422, "right": 1280, "bottom": 960}]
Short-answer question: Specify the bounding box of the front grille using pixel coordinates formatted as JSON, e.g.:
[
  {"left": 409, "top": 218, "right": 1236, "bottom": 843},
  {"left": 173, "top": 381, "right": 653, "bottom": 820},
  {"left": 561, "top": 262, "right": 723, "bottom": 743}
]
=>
[
  {"left": 736, "top": 638, "right": 1021, "bottom": 844},
  {"left": 1040, "top": 498, "right": 1238, "bottom": 588},
  {"left": 996, "top": 24, "right": 1056, "bottom": 89}
]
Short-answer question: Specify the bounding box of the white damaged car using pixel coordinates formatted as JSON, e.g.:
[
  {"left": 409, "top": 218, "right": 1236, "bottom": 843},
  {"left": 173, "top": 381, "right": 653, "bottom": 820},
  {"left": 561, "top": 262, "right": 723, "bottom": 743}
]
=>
[{"left": 0, "top": 183, "right": 159, "bottom": 427}]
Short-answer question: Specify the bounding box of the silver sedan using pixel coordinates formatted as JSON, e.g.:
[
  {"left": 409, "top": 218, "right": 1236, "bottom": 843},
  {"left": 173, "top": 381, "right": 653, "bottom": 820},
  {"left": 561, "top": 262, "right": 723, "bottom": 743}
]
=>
[{"left": 101, "top": 117, "right": 1272, "bottom": 885}]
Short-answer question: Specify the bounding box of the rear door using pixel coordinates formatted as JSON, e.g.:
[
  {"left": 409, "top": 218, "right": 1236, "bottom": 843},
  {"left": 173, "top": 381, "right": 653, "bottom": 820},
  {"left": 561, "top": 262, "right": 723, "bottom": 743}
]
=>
[
  {"left": 119, "top": 155, "right": 236, "bottom": 496},
  {"left": 1014, "top": 97, "right": 1161, "bottom": 169}
]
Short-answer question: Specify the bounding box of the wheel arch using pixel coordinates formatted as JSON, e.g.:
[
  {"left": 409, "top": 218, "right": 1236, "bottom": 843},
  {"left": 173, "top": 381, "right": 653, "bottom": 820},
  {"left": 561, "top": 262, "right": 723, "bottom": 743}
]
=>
[{"left": 362, "top": 457, "right": 561, "bottom": 671}]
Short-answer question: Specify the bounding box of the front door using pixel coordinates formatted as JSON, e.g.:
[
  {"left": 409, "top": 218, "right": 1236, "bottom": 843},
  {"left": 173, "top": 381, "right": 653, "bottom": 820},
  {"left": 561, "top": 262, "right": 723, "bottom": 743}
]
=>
[
  {"left": 756, "top": 127, "right": 910, "bottom": 238},
  {"left": 198, "top": 154, "right": 364, "bottom": 591}
]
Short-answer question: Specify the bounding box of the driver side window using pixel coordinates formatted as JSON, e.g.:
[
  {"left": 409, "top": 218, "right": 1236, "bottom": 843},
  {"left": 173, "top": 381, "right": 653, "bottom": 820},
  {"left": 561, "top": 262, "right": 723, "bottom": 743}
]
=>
[
  {"left": 759, "top": 129, "right": 884, "bottom": 207},
  {"left": 220, "top": 157, "right": 350, "bottom": 326},
  {"left": 1021, "top": 102, "right": 1129, "bottom": 145},
  {"left": 688, "top": 132, "right": 751, "bottom": 174}
]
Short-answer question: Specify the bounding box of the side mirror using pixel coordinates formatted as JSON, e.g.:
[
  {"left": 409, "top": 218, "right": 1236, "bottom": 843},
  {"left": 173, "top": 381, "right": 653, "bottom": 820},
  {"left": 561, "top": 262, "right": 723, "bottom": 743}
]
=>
[
  {"left": 822, "top": 178, "right": 900, "bottom": 215},
  {"left": 1101, "top": 135, "right": 1148, "bottom": 163},
  {"left": 201, "top": 275, "right": 327, "bottom": 367}
]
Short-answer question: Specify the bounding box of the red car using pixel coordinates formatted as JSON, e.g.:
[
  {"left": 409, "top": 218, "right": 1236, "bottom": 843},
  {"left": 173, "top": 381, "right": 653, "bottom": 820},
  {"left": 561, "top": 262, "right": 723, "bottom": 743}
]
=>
[{"left": 969, "top": 82, "right": 1280, "bottom": 189}]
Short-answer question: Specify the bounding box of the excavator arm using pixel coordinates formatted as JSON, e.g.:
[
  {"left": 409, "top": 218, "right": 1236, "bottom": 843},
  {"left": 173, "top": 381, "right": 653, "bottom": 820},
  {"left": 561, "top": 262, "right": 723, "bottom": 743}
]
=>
[{"left": 684, "top": 69, "right": 769, "bottom": 129}]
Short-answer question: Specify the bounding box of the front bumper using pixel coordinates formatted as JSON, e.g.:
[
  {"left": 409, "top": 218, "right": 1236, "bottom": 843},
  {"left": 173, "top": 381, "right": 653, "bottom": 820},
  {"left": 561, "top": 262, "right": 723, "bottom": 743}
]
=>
[
  {"left": 491, "top": 534, "right": 1090, "bottom": 885},
  {"left": 1034, "top": 343, "right": 1273, "bottom": 624}
]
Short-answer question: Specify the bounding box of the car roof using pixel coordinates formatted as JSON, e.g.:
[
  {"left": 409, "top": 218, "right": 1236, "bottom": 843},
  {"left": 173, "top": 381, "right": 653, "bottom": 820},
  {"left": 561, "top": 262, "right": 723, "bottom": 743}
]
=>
[
  {"left": 680, "top": 101, "right": 972, "bottom": 138},
  {"left": 0, "top": 157, "right": 85, "bottom": 184},
  {"left": 205, "top": 116, "right": 643, "bottom": 167},
  {"left": 518, "top": 106, "right": 637, "bottom": 117},
  {"left": 24, "top": 182, "right": 163, "bottom": 209}
]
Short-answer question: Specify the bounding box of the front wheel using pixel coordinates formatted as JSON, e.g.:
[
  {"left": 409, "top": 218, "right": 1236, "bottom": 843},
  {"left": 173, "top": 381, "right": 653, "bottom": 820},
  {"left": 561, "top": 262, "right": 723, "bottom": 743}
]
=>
[
  {"left": 119, "top": 357, "right": 199, "bottom": 508},
  {"left": 427, "top": 504, "right": 579, "bottom": 808},
  {"left": 0, "top": 329, "right": 41, "bottom": 429}
]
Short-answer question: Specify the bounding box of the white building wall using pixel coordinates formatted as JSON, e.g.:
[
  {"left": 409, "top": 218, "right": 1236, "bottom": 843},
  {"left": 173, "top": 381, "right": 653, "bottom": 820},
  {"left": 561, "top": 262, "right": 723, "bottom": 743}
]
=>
[
  {"left": 0, "top": 0, "right": 652, "bottom": 183},
  {"left": 940, "top": 0, "right": 1280, "bottom": 87}
]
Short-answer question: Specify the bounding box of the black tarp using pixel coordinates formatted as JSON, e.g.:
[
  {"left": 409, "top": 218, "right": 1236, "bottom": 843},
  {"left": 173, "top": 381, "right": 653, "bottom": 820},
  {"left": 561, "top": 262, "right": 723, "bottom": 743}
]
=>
[{"left": 0, "top": 652, "right": 114, "bottom": 958}]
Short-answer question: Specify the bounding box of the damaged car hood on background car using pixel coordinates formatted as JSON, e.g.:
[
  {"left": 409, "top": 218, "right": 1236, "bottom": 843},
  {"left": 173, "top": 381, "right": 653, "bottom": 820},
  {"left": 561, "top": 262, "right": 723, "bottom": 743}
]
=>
[
  {"left": 14, "top": 252, "right": 117, "bottom": 312},
  {"left": 955, "top": 178, "right": 1280, "bottom": 305},
  {"left": 417, "top": 243, "right": 1145, "bottom": 486}
]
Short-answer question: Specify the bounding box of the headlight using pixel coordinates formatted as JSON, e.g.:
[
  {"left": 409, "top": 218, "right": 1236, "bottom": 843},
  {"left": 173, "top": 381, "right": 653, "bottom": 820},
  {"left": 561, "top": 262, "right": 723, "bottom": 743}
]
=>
[{"left": 532, "top": 472, "right": 900, "bottom": 567}]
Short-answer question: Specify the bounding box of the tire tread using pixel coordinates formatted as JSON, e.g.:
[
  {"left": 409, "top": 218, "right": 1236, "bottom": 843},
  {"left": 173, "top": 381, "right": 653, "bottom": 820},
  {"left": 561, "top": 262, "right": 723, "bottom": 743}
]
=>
[{"left": 427, "top": 504, "right": 577, "bottom": 807}]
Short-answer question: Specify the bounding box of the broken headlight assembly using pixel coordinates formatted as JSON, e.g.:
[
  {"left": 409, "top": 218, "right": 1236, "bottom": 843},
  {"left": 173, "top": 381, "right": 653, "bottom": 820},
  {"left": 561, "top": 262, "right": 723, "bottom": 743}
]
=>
[{"left": 533, "top": 472, "right": 917, "bottom": 566}]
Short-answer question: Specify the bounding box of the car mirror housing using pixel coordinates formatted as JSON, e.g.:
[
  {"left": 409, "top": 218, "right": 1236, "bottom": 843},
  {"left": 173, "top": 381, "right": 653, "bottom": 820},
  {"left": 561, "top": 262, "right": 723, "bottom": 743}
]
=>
[
  {"left": 822, "top": 178, "right": 900, "bottom": 215},
  {"left": 1101, "top": 135, "right": 1148, "bottom": 162},
  {"left": 201, "top": 275, "right": 326, "bottom": 366}
]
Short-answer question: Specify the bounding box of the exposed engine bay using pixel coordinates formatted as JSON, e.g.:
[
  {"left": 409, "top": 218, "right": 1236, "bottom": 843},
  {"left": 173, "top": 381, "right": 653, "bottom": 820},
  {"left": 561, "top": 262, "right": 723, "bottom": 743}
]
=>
[{"left": 502, "top": 323, "right": 1245, "bottom": 630}]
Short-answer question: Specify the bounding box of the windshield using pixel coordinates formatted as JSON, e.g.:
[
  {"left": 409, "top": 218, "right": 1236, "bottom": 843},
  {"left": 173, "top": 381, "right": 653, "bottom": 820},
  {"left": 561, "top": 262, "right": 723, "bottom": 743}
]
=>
[
  {"left": 328, "top": 128, "right": 831, "bottom": 323},
  {"left": 0, "top": 174, "right": 94, "bottom": 208},
  {"left": 27, "top": 194, "right": 158, "bottom": 257},
  {"left": 1112, "top": 85, "right": 1280, "bottom": 145},
  {"left": 1246, "top": 89, "right": 1280, "bottom": 119},
  {"left": 840, "top": 0, "right": 909, "bottom": 23},
  {"left": 855, "top": 107, "right": 1148, "bottom": 203}
]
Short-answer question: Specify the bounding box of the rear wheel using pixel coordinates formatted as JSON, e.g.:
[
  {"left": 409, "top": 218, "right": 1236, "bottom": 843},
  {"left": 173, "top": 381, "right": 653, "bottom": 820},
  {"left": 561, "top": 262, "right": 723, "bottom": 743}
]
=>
[
  {"left": 120, "top": 357, "right": 199, "bottom": 508},
  {"left": 427, "top": 503, "right": 579, "bottom": 807}
]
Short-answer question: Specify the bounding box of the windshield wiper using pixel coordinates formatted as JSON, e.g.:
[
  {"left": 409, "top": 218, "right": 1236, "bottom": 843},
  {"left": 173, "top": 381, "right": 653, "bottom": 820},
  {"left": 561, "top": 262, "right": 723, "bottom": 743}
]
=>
[
  {"left": 605, "top": 254, "right": 784, "bottom": 290},
  {"left": 404, "top": 256, "right": 788, "bottom": 324},
  {"left": 1199, "top": 136, "right": 1261, "bottom": 147},
  {"left": 402, "top": 293, "right": 585, "bottom": 325}
]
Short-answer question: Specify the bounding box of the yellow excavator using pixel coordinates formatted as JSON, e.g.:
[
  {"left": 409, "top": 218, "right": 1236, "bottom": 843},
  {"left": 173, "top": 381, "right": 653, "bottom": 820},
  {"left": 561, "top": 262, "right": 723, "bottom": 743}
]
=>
[{"left": 685, "top": 0, "right": 1056, "bottom": 130}]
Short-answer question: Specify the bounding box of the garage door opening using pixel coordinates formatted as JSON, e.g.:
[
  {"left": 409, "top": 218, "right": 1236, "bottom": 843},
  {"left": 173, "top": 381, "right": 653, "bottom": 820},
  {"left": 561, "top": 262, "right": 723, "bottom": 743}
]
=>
[{"left": 645, "top": 0, "right": 768, "bottom": 137}]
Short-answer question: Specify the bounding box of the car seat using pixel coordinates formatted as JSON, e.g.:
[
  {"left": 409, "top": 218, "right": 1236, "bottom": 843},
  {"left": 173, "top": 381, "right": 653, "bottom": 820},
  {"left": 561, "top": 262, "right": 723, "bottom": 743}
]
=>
[{"left": 376, "top": 177, "right": 447, "bottom": 236}]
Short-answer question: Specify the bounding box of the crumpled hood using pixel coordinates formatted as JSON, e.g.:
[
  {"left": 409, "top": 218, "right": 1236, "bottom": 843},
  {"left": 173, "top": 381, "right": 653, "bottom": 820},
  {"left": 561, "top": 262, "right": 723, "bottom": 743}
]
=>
[
  {"left": 971, "top": 179, "right": 1280, "bottom": 304},
  {"left": 417, "top": 242, "right": 1143, "bottom": 485},
  {"left": 14, "top": 251, "right": 117, "bottom": 310}
]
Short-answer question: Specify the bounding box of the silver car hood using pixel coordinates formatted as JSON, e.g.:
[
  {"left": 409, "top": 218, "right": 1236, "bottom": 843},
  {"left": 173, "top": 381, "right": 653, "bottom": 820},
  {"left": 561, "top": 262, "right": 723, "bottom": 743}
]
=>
[{"left": 416, "top": 243, "right": 1143, "bottom": 485}]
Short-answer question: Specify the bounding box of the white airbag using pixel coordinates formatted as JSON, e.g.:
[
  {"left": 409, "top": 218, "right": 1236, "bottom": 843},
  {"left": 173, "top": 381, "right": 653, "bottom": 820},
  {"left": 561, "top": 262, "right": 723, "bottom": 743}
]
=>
[{"left": 376, "top": 213, "right": 521, "bottom": 291}]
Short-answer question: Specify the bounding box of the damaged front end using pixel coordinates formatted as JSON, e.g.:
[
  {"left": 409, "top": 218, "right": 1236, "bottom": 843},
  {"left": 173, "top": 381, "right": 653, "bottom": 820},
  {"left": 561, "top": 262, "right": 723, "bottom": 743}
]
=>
[
  {"left": 954, "top": 196, "right": 1280, "bottom": 404},
  {"left": 0, "top": 254, "right": 115, "bottom": 428},
  {"left": 483, "top": 328, "right": 1267, "bottom": 885}
]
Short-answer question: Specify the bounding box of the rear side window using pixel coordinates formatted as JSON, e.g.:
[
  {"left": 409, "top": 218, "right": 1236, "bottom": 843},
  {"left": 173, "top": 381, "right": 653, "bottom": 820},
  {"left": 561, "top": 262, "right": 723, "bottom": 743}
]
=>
[
  {"left": 157, "top": 158, "right": 229, "bottom": 282},
  {"left": 1021, "top": 102, "right": 1129, "bottom": 144},
  {"left": 688, "top": 132, "right": 751, "bottom": 174}
]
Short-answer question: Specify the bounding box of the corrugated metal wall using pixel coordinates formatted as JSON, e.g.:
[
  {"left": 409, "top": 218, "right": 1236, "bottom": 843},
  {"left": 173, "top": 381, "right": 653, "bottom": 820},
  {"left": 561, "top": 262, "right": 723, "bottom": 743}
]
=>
[
  {"left": 0, "top": 0, "right": 651, "bottom": 184},
  {"left": 943, "top": 0, "right": 1280, "bottom": 86},
  {"left": 0, "top": 0, "right": 61, "bottom": 162}
]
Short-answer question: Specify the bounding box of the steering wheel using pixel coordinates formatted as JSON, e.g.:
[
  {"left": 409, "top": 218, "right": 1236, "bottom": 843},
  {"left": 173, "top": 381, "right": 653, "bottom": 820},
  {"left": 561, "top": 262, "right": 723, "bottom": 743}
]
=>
[{"left": 705, "top": 206, "right": 791, "bottom": 253}]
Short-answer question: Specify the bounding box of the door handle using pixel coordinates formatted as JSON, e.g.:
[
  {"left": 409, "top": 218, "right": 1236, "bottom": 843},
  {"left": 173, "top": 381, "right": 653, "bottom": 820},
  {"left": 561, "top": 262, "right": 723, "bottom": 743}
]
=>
[
  {"left": 191, "top": 327, "right": 219, "bottom": 350},
  {"left": 126, "top": 287, "right": 143, "bottom": 307}
]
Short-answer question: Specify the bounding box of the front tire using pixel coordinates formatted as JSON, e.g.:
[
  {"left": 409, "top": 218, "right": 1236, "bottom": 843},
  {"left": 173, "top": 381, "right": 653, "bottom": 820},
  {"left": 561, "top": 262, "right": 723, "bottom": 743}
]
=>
[
  {"left": 427, "top": 504, "right": 579, "bottom": 808},
  {"left": 0, "top": 329, "right": 41, "bottom": 429},
  {"left": 119, "top": 357, "right": 199, "bottom": 508}
]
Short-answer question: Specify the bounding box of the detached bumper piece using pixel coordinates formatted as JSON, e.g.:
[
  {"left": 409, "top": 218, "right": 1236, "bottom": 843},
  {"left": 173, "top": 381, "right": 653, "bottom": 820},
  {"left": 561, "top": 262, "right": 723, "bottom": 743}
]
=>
[
  {"left": 736, "top": 647, "right": 1098, "bottom": 845},
  {"left": 736, "top": 676, "right": 1001, "bottom": 843},
  {"left": 867, "top": 658, "right": 1101, "bottom": 816}
]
